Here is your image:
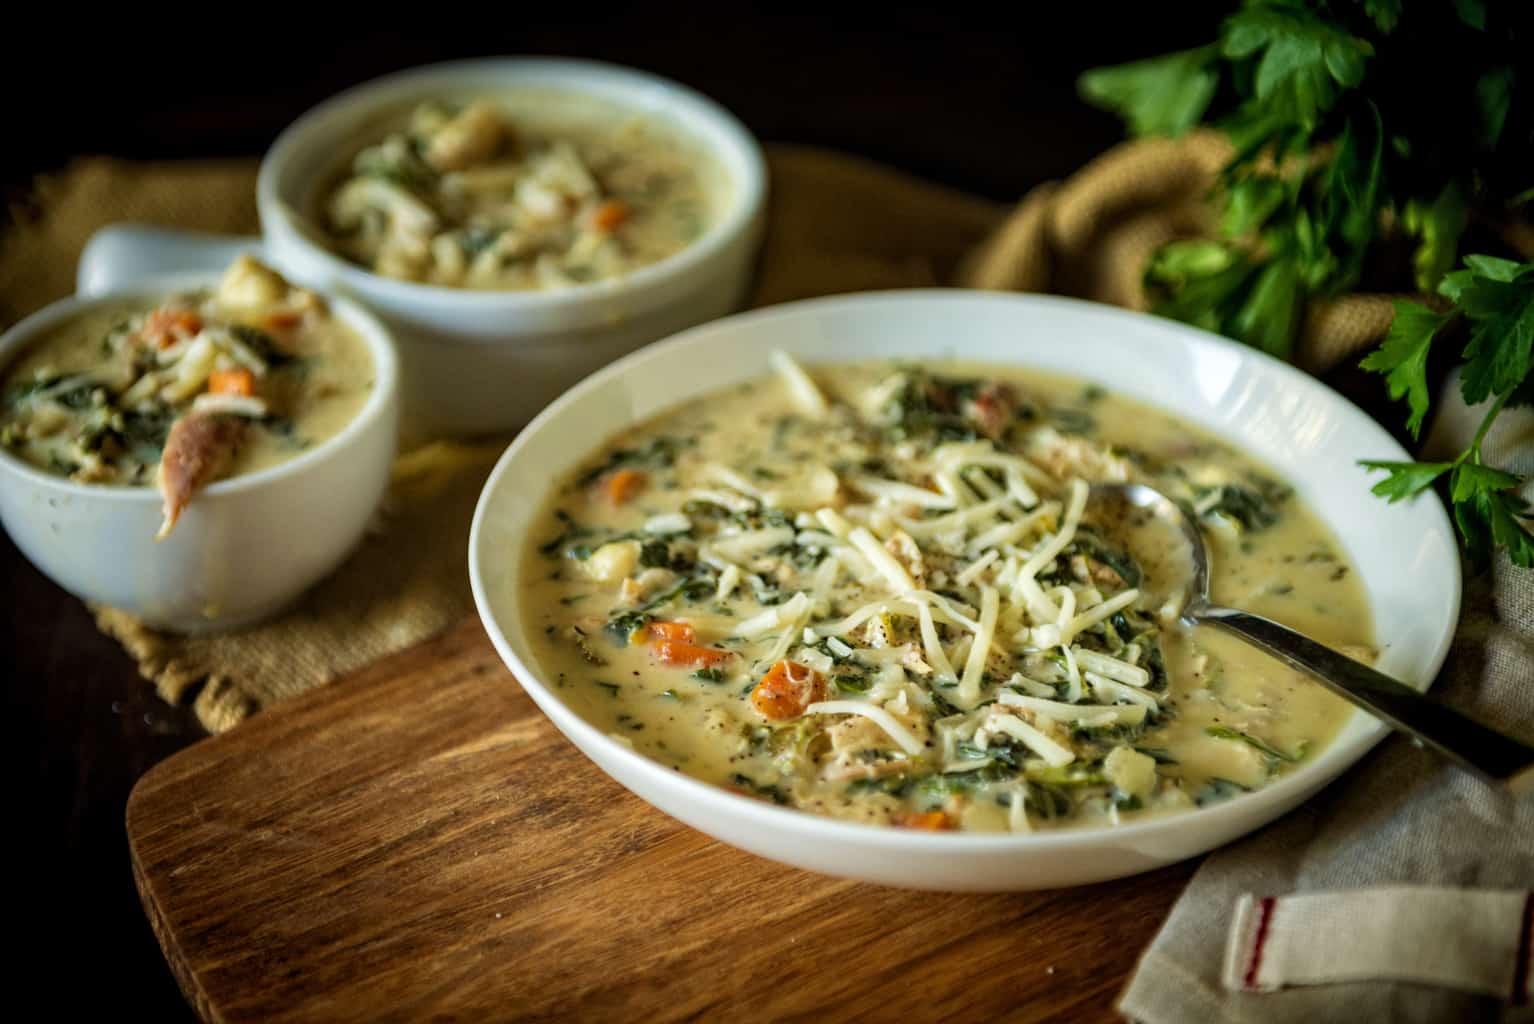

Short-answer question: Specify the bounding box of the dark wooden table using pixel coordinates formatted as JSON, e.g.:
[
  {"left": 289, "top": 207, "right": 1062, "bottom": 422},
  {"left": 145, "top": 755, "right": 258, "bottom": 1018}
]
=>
[{"left": 7, "top": 8, "right": 1234, "bottom": 1019}]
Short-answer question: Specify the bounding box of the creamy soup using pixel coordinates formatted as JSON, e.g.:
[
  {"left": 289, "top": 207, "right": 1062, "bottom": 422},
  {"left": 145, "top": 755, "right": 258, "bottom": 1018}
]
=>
[
  {"left": 519, "top": 357, "right": 1373, "bottom": 832},
  {"left": 322, "top": 92, "right": 718, "bottom": 289},
  {"left": 0, "top": 256, "right": 373, "bottom": 538}
]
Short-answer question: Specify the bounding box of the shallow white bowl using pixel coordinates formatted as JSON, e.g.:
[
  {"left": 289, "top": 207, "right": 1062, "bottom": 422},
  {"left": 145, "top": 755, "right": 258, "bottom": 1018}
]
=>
[
  {"left": 469, "top": 291, "right": 1460, "bottom": 891},
  {"left": 0, "top": 272, "right": 399, "bottom": 632}
]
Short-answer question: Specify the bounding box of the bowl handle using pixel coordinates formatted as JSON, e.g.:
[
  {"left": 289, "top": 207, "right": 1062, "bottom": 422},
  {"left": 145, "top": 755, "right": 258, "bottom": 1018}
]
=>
[{"left": 77, "top": 224, "right": 263, "bottom": 296}]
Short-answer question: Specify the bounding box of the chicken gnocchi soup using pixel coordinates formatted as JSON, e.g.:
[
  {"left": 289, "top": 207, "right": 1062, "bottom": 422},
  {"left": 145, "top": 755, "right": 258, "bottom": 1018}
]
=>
[
  {"left": 0, "top": 257, "right": 374, "bottom": 538},
  {"left": 323, "top": 92, "right": 718, "bottom": 289},
  {"left": 520, "top": 355, "right": 1373, "bottom": 832}
]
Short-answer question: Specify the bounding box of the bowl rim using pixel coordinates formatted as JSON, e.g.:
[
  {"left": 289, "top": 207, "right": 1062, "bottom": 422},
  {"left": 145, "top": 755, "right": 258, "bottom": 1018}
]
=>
[
  {"left": 256, "top": 56, "right": 768, "bottom": 314},
  {"left": 0, "top": 269, "right": 399, "bottom": 502},
  {"left": 469, "top": 288, "right": 1462, "bottom": 852}
]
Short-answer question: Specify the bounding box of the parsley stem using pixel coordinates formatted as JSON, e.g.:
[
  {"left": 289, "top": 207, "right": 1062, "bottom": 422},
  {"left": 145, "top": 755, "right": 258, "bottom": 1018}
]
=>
[{"left": 1466, "top": 389, "right": 1512, "bottom": 465}]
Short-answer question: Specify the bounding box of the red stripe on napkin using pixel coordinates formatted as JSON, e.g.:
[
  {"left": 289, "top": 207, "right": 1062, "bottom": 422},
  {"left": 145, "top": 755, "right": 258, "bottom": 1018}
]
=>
[
  {"left": 1514, "top": 891, "right": 1533, "bottom": 1006},
  {"left": 1243, "top": 896, "right": 1277, "bottom": 990}
]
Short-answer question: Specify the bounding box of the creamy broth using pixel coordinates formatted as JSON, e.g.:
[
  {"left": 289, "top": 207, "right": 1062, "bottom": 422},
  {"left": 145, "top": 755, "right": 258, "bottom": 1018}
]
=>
[
  {"left": 322, "top": 91, "right": 720, "bottom": 289},
  {"left": 518, "top": 360, "right": 1372, "bottom": 832},
  {"left": 0, "top": 257, "right": 373, "bottom": 536}
]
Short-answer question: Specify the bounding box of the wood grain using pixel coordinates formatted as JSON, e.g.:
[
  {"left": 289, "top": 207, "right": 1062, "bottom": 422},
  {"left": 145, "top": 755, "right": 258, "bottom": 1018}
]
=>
[{"left": 127, "top": 619, "right": 1195, "bottom": 1022}]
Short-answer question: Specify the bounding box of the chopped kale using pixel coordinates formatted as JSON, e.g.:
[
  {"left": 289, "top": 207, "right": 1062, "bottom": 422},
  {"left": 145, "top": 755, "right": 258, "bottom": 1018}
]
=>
[
  {"left": 833, "top": 673, "right": 871, "bottom": 694},
  {"left": 1193, "top": 475, "right": 1291, "bottom": 532},
  {"left": 604, "top": 611, "right": 651, "bottom": 646},
  {"left": 731, "top": 772, "right": 791, "bottom": 805},
  {"left": 638, "top": 540, "right": 671, "bottom": 569},
  {"left": 229, "top": 324, "right": 294, "bottom": 366},
  {"left": 846, "top": 775, "right": 915, "bottom": 797},
  {"left": 576, "top": 435, "right": 690, "bottom": 486},
  {"left": 1206, "top": 726, "right": 1306, "bottom": 767},
  {"left": 884, "top": 370, "right": 984, "bottom": 443},
  {"left": 1023, "top": 781, "right": 1075, "bottom": 819},
  {"left": 537, "top": 510, "right": 596, "bottom": 558},
  {"left": 1194, "top": 777, "right": 1253, "bottom": 806},
  {"left": 1051, "top": 407, "right": 1097, "bottom": 435},
  {"left": 459, "top": 225, "right": 503, "bottom": 255}
]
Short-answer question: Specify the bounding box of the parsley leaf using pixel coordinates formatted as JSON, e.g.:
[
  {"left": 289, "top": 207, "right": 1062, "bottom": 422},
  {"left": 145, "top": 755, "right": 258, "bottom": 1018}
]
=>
[
  {"left": 1219, "top": 5, "right": 1370, "bottom": 131},
  {"left": 1078, "top": 46, "right": 1219, "bottom": 137},
  {"left": 1359, "top": 301, "right": 1451, "bottom": 437},
  {"left": 1361, "top": 255, "right": 1534, "bottom": 567},
  {"left": 1453, "top": 265, "right": 1534, "bottom": 406},
  {"left": 1360, "top": 460, "right": 1453, "bottom": 502}
]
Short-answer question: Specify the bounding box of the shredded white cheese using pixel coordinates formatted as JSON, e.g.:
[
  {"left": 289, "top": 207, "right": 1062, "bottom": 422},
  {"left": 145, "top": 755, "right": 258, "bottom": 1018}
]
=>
[
  {"left": 916, "top": 601, "right": 958, "bottom": 682},
  {"left": 955, "top": 550, "right": 999, "bottom": 587},
  {"left": 848, "top": 527, "right": 916, "bottom": 592},
  {"left": 643, "top": 512, "right": 691, "bottom": 535},
  {"left": 805, "top": 700, "right": 926, "bottom": 756},
  {"left": 715, "top": 563, "right": 741, "bottom": 602},
  {"left": 956, "top": 586, "right": 999, "bottom": 705},
  {"left": 1059, "top": 588, "right": 1141, "bottom": 647},
  {"left": 852, "top": 475, "right": 957, "bottom": 510},
  {"left": 1072, "top": 647, "right": 1151, "bottom": 688},
  {"left": 734, "top": 591, "right": 811, "bottom": 639},
  {"left": 769, "top": 349, "right": 829, "bottom": 419},
  {"left": 984, "top": 713, "right": 1075, "bottom": 767},
  {"left": 997, "top": 689, "right": 1147, "bottom": 727},
  {"left": 711, "top": 526, "right": 796, "bottom": 562}
]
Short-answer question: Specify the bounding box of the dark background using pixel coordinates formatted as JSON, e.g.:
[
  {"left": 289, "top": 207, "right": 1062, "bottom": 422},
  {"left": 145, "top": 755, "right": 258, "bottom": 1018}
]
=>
[{"left": 7, "top": 6, "right": 1229, "bottom": 1018}]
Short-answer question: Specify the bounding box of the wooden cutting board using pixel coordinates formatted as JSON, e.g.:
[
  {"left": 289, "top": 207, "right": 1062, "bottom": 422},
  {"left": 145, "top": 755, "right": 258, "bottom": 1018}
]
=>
[{"left": 127, "top": 618, "right": 1196, "bottom": 1022}]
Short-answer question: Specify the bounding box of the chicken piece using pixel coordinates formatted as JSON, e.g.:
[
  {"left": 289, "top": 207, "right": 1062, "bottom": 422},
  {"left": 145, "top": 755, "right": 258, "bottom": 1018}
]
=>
[
  {"left": 216, "top": 255, "right": 289, "bottom": 310},
  {"left": 329, "top": 178, "right": 439, "bottom": 238},
  {"left": 820, "top": 715, "right": 904, "bottom": 781},
  {"left": 1026, "top": 427, "right": 1132, "bottom": 483},
  {"left": 156, "top": 414, "right": 245, "bottom": 540},
  {"left": 964, "top": 382, "right": 1017, "bottom": 440},
  {"left": 426, "top": 102, "right": 506, "bottom": 172},
  {"left": 883, "top": 530, "right": 927, "bottom": 589}
]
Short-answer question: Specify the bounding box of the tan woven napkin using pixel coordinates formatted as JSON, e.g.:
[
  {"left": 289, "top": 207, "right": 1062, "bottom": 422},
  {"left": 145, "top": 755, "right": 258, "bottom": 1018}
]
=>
[{"left": 0, "top": 144, "right": 1001, "bottom": 731}]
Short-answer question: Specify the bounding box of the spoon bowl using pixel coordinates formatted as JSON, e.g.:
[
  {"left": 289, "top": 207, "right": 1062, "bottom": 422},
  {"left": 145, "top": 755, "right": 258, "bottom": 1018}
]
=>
[{"left": 1087, "top": 481, "right": 1534, "bottom": 792}]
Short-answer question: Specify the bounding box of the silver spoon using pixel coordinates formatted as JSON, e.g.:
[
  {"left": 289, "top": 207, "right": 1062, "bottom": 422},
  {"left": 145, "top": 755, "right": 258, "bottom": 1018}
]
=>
[{"left": 1088, "top": 482, "right": 1534, "bottom": 792}]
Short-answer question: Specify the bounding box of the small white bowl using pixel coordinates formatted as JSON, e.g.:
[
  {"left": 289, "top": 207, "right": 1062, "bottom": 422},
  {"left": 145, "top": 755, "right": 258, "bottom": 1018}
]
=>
[
  {"left": 0, "top": 272, "right": 399, "bottom": 632},
  {"left": 470, "top": 290, "right": 1461, "bottom": 891},
  {"left": 261, "top": 57, "right": 764, "bottom": 436}
]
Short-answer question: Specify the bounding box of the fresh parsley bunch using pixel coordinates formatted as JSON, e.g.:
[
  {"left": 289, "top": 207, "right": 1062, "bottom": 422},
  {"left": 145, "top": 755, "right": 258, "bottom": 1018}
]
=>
[
  {"left": 1080, "top": 0, "right": 1534, "bottom": 566},
  {"left": 1361, "top": 257, "right": 1534, "bottom": 565}
]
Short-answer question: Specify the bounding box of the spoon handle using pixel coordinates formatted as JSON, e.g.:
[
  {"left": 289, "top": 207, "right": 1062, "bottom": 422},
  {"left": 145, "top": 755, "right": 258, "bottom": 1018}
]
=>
[{"left": 1195, "top": 605, "right": 1534, "bottom": 792}]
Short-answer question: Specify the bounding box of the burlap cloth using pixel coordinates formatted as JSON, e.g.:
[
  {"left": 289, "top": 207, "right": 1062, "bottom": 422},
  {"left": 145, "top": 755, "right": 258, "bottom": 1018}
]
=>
[{"left": 4, "top": 134, "right": 1530, "bottom": 1019}]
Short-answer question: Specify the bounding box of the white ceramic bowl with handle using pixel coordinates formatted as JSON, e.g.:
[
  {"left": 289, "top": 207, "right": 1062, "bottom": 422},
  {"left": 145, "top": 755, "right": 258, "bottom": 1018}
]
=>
[
  {"left": 469, "top": 290, "right": 1461, "bottom": 891},
  {"left": 79, "top": 57, "right": 768, "bottom": 438},
  {"left": 0, "top": 272, "right": 399, "bottom": 632}
]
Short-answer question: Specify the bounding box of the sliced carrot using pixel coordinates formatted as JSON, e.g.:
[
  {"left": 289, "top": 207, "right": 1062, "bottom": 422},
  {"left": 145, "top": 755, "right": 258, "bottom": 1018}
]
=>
[
  {"left": 648, "top": 621, "right": 697, "bottom": 645},
  {"left": 653, "top": 641, "right": 733, "bottom": 670},
  {"left": 893, "top": 810, "right": 954, "bottom": 831},
  {"left": 601, "top": 468, "right": 647, "bottom": 505},
  {"left": 142, "top": 308, "right": 203, "bottom": 349},
  {"left": 750, "top": 660, "right": 825, "bottom": 721},
  {"left": 263, "top": 309, "right": 304, "bottom": 333},
  {"left": 590, "top": 199, "right": 630, "bottom": 232},
  {"left": 207, "top": 368, "right": 256, "bottom": 397}
]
